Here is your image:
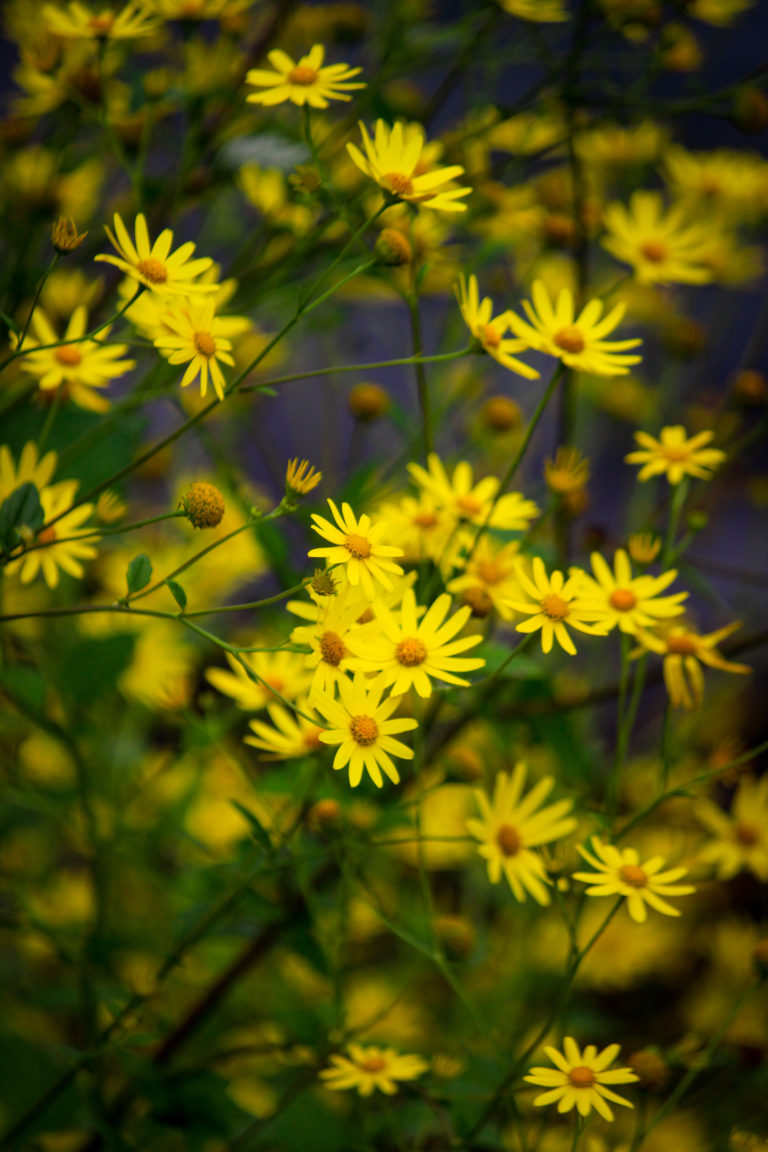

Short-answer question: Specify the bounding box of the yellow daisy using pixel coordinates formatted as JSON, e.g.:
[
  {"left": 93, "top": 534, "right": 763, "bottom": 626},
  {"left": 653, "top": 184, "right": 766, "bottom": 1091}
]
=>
[
  {"left": 407, "top": 454, "right": 539, "bottom": 532},
  {"left": 153, "top": 298, "right": 241, "bottom": 401},
  {"left": 5, "top": 482, "right": 98, "bottom": 588},
  {"left": 446, "top": 537, "right": 524, "bottom": 620},
  {"left": 575, "top": 549, "right": 687, "bottom": 635},
  {"left": 95, "top": 212, "right": 215, "bottom": 296},
  {"left": 346, "top": 588, "right": 485, "bottom": 698},
  {"left": 524, "top": 1038, "right": 638, "bottom": 1121},
  {"left": 319, "top": 1043, "right": 428, "bottom": 1096},
  {"left": 0, "top": 442, "right": 57, "bottom": 499},
  {"left": 696, "top": 775, "right": 768, "bottom": 882},
  {"left": 633, "top": 620, "right": 750, "bottom": 710},
  {"left": 42, "top": 1, "right": 160, "bottom": 39},
  {"left": 625, "top": 425, "right": 726, "bottom": 485},
  {"left": 245, "top": 44, "right": 365, "bottom": 109},
  {"left": 507, "top": 281, "right": 643, "bottom": 376},
  {"left": 314, "top": 673, "right": 417, "bottom": 788},
  {"left": 497, "top": 0, "right": 569, "bottom": 19},
  {"left": 505, "top": 557, "right": 609, "bottom": 655},
  {"left": 573, "top": 838, "right": 695, "bottom": 923},
  {"left": 244, "top": 700, "right": 324, "bottom": 761},
  {"left": 17, "top": 305, "right": 135, "bottom": 412},
  {"left": 466, "top": 763, "right": 577, "bottom": 904},
  {"left": 289, "top": 587, "right": 370, "bottom": 703},
  {"left": 456, "top": 274, "right": 539, "bottom": 380},
  {"left": 347, "top": 120, "right": 472, "bottom": 213},
  {"left": 205, "top": 649, "right": 313, "bottom": 712},
  {"left": 308, "top": 500, "right": 404, "bottom": 600},
  {"left": 601, "top": 191, "right": 713, "bottom": 286}
]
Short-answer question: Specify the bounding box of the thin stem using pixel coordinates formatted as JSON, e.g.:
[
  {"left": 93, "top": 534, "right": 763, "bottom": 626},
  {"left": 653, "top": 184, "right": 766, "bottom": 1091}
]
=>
[
  {"left": 237, "top": 348, "right": 469, "bottom": 393},
  {"left": 14, "top": 253, "right": 59, "bottom": 355},
  {"left": 609, "top": 633, "right": 633, "bottom": 818},
  {"left": 407, "top": 289, "right": 432, "bottom": 460}
]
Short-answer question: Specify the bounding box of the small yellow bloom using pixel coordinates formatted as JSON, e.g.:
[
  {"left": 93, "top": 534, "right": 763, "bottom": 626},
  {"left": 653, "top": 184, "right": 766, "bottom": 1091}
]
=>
[
  {"left": 319, "top": 1043, "right": 428, "bottom": 1096},
  {"left": 285, "top": 458, "right": 322, "bottom": 498},
  {"left": 245, "top": 700, "right": 324, "bottom": 761},
  {"left": 625, "top": 425, "right": 726, "bottom": 485},
  {"left": 96, "top": 212, "right": 215, "bottom": 296},
  {"left": 43, "top": 1, "right": 160, "bottom": 39},
  {"left": 308, "top": 500, "right": 404, "bottom": 600},
  {"left": 155, "top": 298, "right": 241, "bottom": 401},
  {"left": 505, "top": 558, "right": 608, "bottom": 655},
  {"left": 544, "top": 446, "right": 590, "bottom": 496},
  {"left": 696, "top": 775, "right": 768, "bottom": 881},
  {"left": 573, "top": 837, "right": 695, "bottom": 922},
  {"left": 524, "top": 1037, "right": 638, "bottom": 1121},
  {"left": 602, "top": 191, "right": 713, "bottom": 285},
  {"left": 634, "top": 620, "right": 750, "bottom": 709},
  {"left": 627, "top": 532, "right": 661, "bottom": 565},
  {"left": 347, "top": 120, "right": 471, "bottom": 213},
  {"left": 407, "top": 453, "right": 539, "bottom": 532},
  {"left": 456, "top": 274, "right": 539, "bottom": 379},
  {"left": 314, "top": 673, "right": 417, "bottom": 788},
  {"left": 575, "top": 549, "right": 687, "bottom": 635},
  {"left": 246, "top": 44, "right": 365, "bottom": 109}
]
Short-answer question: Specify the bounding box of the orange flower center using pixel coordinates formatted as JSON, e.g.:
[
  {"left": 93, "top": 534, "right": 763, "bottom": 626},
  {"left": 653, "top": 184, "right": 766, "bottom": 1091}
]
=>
[
  {"left": 266, "top": 677, "right": 284, "bottom": 695},
  {"left": 477, "top": 561, "right": 503, "bottom": 585},
  {"left": 319, "top": 630, "right": 346, "bottom": 666},
  {"left": 304, "top": 728, "right": 323, "bottom": 751},
  {"left": 359, "top": 1055, "right": 387, "bottom": 1072},
  {"left": 344, "top": 532, "right": 371, "bottom": 559},
  {"left": 609, "top": 587, "right": 637, "bottom": 612},
  {"left": 55, "top": 345, "right": 83, "bottom": 366},
  {"left": 384, "top": 172, "right": 415, "bottom": 197},
  {"left": 620, "top": 863, "right": 648, "bottom": 888},
  {"left": 88, "top": 14, "right": 114, "bottom": 32},
  {"left": 641, "top": 240, "right": 668, "bottom": 263},
  {"left": 37, "top": 526, "right": 57, "bottom": 545},
  {"left": 569, "top": 1066, "right": 596, "bottom": 1088},
  {"left": 396, "top": 637, "right": 428, "bottom": 667},
  {"left": 482, "top": 323, "right": 502, "bottom": 349},
  {"left": 553, "top": 325, "right": 585, "bottom": 355},
  {"left": 137, "top": 257, "right": 168, "bottom": 284},
  {"left": 287, "top": 65, "right": 319, "bottom": 85},
  {"left": 455, "top": 494, "right": 482, "bottom": 517},
  {"left": 735, "top": 821, "right": 759, "bottom": 846},
  {"left": 666, "top": 633, "right": 697, "bottom": 655},
  {"left": 540, "top": 593, "right": 570, "bottom": 621},
  {"left": 350, "top": 715, "right": 378, "bottom": 746},
  {"left": 496, "top": 824, "right": 522, "bottom": 856},
  {"left": 357, "top": 607, "right": 375, "bottom": 624},
  {"left": 413, "top": 511, "right": 439, "bottom": 528},
  {"left": 194, "top": 330, "right": 217, "bottom": 358}
]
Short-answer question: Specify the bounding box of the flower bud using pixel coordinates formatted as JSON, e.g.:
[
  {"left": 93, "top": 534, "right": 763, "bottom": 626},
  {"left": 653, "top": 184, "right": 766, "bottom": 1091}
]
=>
[
  {"left": 433, "top": 915, "right": 476, "bottom": 960},
  {"left": 348, "top": 382, "right": 390, "bottom": 422},
  {"left": 629, "top": 1048, "right": 669, "bottom": 1091},
  {"left": 480, "top": 395, "right": 523, "bottom": 433},
  {"left": 51, "top": 216, "right": 88, "bottom": 254},
  {"left": 374, "top": 228, "right": 412, "bottom": 266}
]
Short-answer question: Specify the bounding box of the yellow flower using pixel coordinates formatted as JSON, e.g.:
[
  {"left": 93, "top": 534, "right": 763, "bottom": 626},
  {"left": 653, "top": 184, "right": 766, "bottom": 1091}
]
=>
[
  {"left": 601, "top": 191, "right": 713, "bottom": 286},
  {"left": 285, "top": 458, "right": 322, "bottom": 498},
  {"left": 634, "top": 621, "right": 750, "bottom": 709},
  {"left": 507, "top": 281, "right": 642, "bottom": 376},
  {"left": 446, "top": 537, "right": 524, "bottom": 620},
  {"left": 308, "top": 500, "right": 404, "bottom": 600},
  {"left": 319, "top": 1043, "right": 428, "bottom": 1096},
  {"left": 575, "top": 549, "right": 687, "bottom": 635},
  {"left": 625, "top": 425, "right": 726, "bottom": 485},
  {"left": 154, "top": 298, "right": 245, "bottom": 401},
  {"left": 5, "top": 482, "right": 98, "bottom": 588},
  {"left": 346, "top": 588, "right": 485, "bottom": 698},
  {"left": 244, "top": 700, "right": 324, "bottom": 761},
  {"left": 245, "top": 43, "right": 365, "bottom": 109},
  {"left": 524, "top": 1037, "right": 638, "bottom": 1121},
  {"left": 687, "top": 0, "right": 754, "bottom": 24},
  {"left": 17, "top": 305, "right": 135, "bottom": 412},
  {"left": 663, "top": 145, "right": 768, "bottom": 220},
  {"left": 505, "top": 558, "right": 608, "bottom": 655},
  {"left": 544, "top": 446, "right": 590, "bottom": 496},
  {"left": 0, "top": 442, "right": 57, "bottom": 498},
  {"left": 289, "top": 587, "right": 370, "bottom": 703},
  {"left": 407, "top": 453, "right": 539, "bottom": 532},
  {"left": 42, "top": 1, "right": 160, "bottom": 39},
  {"left": 626, "top": 532, "right": 661, "bottom": 566},
  {"left": 497, "top": 0, "right": 569, "bottom": 19},
  {"left": 696, "top": 775, "right": 768, "bottom": 881},
  {"left": 347, "top": 120, "right": 471, "bottom": 213},
  {"left": 573, "top": 837, "right": 695, "bottom": 923},
  {"left": 206, "top": 649, "right": 313, "bottom": 712},
  {"left": 95, "top": 212, "right": 215, "bottom": 296},
  {"left": 375, "top": 493, "right": 458, "bottom": 567},
  {"left": 466, "top": 763, "right": 577, "bottom": 904},
  {"left": 456, "top": 274, "right": 539, "bottom": 379},
  {"left": 314, "top": 673, "right": 417, "bottom": 788}
]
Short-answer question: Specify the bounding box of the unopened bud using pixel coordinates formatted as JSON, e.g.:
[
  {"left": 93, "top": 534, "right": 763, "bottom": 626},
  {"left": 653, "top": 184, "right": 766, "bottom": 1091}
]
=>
[
  {"left": 629, "top": 1048, "right": 669, "bottom": 1091},
  {"left": 732, "top": 370, "right": 768, "bottom": 408},
  {"left": 460, "top": 587, "right": 494, "bottom": 618},
  {"left": 374, "top": 228, "right": 412, "bottom": 266},
  {"left": 307, "top": 798, "right": 341, "bottom": 830},
  {"left": 52, "top": 216, "right": 87, "bottom": 254},
  {"left": 731, "top": 87, "right": 768, "bottom": 134},
  {"left": 433, "top": 915, "right": 476, "bottom": 960},
  {"left": 348, "top": 382, "right": 390, "bottom": 422},
  {"left": 480, "top": 395, "right": 523, "bottom": 433}
]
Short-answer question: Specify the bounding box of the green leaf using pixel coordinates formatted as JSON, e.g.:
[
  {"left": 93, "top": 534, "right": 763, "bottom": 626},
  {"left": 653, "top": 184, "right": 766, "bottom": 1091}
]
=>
[
  {"left": 126, "top": 553, "right": 152, "bottom": 594},
  {"left": 0, "top": 483, "right": 44, "bottom": 551},
  {"left": 229, "top": 800, "right": 273, "bottom": 852},
  {"left": 166, "top": 579, "right": 187, "bottom": 610},
  {"left": 0, "top": 663, "right": 46, "bottom": 716},
  {"left": 55, "top": 634, "right": 135, "bottom": 709}
]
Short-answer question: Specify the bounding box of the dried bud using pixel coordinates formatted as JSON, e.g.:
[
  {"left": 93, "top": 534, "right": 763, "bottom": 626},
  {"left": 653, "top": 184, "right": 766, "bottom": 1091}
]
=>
[
  {"left": 51, "top": 216, "right": 87, "bottom": 254},
  {"left": 289, "top": 164, "right": 322, "bottom": 195},
  {"left": 311, "top": 568, "right": 337, "bottom": 597},
  {"left": 732, "top": 370, "right": 768, "bottom": 408},
  {"left": 181, "top": 482, "right": 225, "bottom": 529},
  {"left": 442, "top": 745, "right": 483, "bottom": 783},
  {"left": 542, "top": 212, "right": 575, "bottom": 246},
  {"left": 374, "top": 228, "right": 412, "bottom": 266},
  {"left": 433, "top": 915, "right": 476, "bottom": 960},
  {"left": 629, "top": 1048, "right": 669, "bottom": 1091},
  {"left": 480, "top": 395, "right": 523, "bottom": 433},
  {"left": 662, "top": 316, "right": 706, "bottom": 359},
  {"left": 348, "top": 382, "right": 390, "bottom": 422}
]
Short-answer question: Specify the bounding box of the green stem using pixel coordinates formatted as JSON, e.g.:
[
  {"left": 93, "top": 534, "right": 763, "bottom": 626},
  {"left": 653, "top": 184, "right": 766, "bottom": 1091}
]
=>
[
  {"left": 407, "top": 289, "right": 432, "bottom": 460},
  {"left": 609, "top": 633, "right": 633, "bottom": 818},
  {"left": 661, "top": 479, "right": 689, "bottom": 568},
  {"left": 238, "top": 347, "right": 469, "bottom": 393},
  {"left": 13, "top": 253, "right": 59, "bottom": 355}
]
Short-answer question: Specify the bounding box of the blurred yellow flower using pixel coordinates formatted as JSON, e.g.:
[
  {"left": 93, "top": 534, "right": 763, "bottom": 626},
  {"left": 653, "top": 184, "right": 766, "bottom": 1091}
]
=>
[
  {"left": 633, "top": 621, "right": 750, "bottom": 709},
  {"left": 456, "top": 274, "right": 539, "bottom": 379},
  {"left": 573, "top": 838, "right": 695, "bottom": 922},
  {"left": 42, "top": 1, "right": 160, "bottom": 39},
  {"left": 625, "top": 425, "right": 725, "bottom": 485},
  {"left": 319, "top": 1043, "right": 428, "bottom": 1096},
  {"left": 696, "top": 775, "right": 768, "bottom": 881},
  {"left": 246, "top": 44, "right": 364, "bottom": 109},
  {"left": 347, "top": 120, "right": 471, "bottom": 213},
  {"left": 576, "top": 549, "right": 687, "bottom": 635},
  {"left": 524, "top": 1037, "right": 638, "bottom": 1121},
  {"left": 602, "top": 192, "right": 713, "bottom": 285}
]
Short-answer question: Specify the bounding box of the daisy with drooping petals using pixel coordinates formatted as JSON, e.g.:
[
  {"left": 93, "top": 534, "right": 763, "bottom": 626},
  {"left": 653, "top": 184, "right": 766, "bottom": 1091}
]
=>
[
  {"left": 153, "top": 298, "right": 243, "bottom": 401},
  {"left": 347, "top": 588, "right": 485, "bottom": 698},
  {"left": 456, "top": 274, "right": 539, "bottom": 379},
  {"left": 524, "top": 1038, "right": 638, "bottom": 1121},
  {"left": 407, "top": 454, "right": 539, "bottom": 532},
  {"left": 42, "top": 1, "right": 160, "bottom": 40},
  {"left": 244, "top": 700, "right": 324, "bottom": 761},
  {"left": 696, "top": 775, "right": 768, "bottom": 881},
  {"left": 505, "top": 558, "right": 609, "bottom": 655},
  {"left": 633, "top": 620, "right": 750, "bottom": 710},
  {"left": 308, "top": 500, "right": 404, "bottom": 600},
  {"left": 576, "top": 549, "right": 687, "bottom": 636},
  {"left": 319, "top": 1044, "right": 428, "bottom": 1096},
  {"left": 466, "top": 763, "right": 577, "bottom": 904},
  {"left": 17, "top": 305, "right": 134, "bottom": 412},
  {"left": 95, "top": 213, "right": 215, "bottom": 296},
  {"left": 507, "top": 281, "right": 643, "bottom": 376},
  {"left": 246, "top": 43, "right": 365, "bottom": 109},
  {"left": 625, "top": 425, "right": 726, "bottom": 485},
  {"left": 314, "top": 673, "right": 417, "bottom": 788},
  {"left": 347, "top": 120, "right": 472, "bottom": 213},
  {"left": 573, "top": 838, "right": 695, "bottom": 923},
  {"left": 601, "top": 191, "right": 713, "bottom": 286}
]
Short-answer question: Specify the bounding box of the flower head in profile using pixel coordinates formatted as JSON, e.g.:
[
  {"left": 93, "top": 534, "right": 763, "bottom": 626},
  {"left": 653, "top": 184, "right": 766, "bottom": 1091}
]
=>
[
  {"left": 347, "top": 120, "right": 471, "bottom": 213},
  {"left": 505, "top": 558, "right": 609, "bottom": 655},
  {"left": 206, "top": 649, "right": 313, "bottom": 712},
  {"left": 507, "top": 280, "right": 642, "bottom": 376},
  {"left": 601, "top": 191, "right": 714, "bottom": 286},
  {"left": 314, "top": 672, "right": 417, "bottom": 788},
  {"left": 154, "top": 298, "right": 242, "bottom": 401},
  {"left": 625, "top": 425, "right": 726, "bottom": 485},
  {"left": 347, "top": 588, "right": 485, "bottom": 698},
  {"left": 456, "top": 274, "right": 539, "bottom": 379},
  {"left": 575, "top": 549, "right": 687, "bottom": 635},
  {"left": 524, "top": 1037, "right": 638, "bottom": 1121},
  {"left": 573, "top": 838, "right": 695, "bottom": 923},
  {"left": 696, "top": 775, "right": 768, "bottom": 881},
  {"left": 308, "top": 500, "right": 404, "bottom": 599},
  {"left": 17, "top": 305, "right": 135, "bottom": 412},
  {"left": 95, "top": 213, "right": 215, "bottom": 296},
  {"left": 245, "top": 700, "right": 324, "bottom": 761},
  {"left": 634, "top": 620, "right": 750, "bottom": 709},
  {"left": 466, "top": 763, "right": 577, "bottom": 904},
  {"left": 319, "top": 1043, "right": 428, "bottom": 1096},
  {"left": 246, "top": 44, "right": 365, "bottom": 108}
]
